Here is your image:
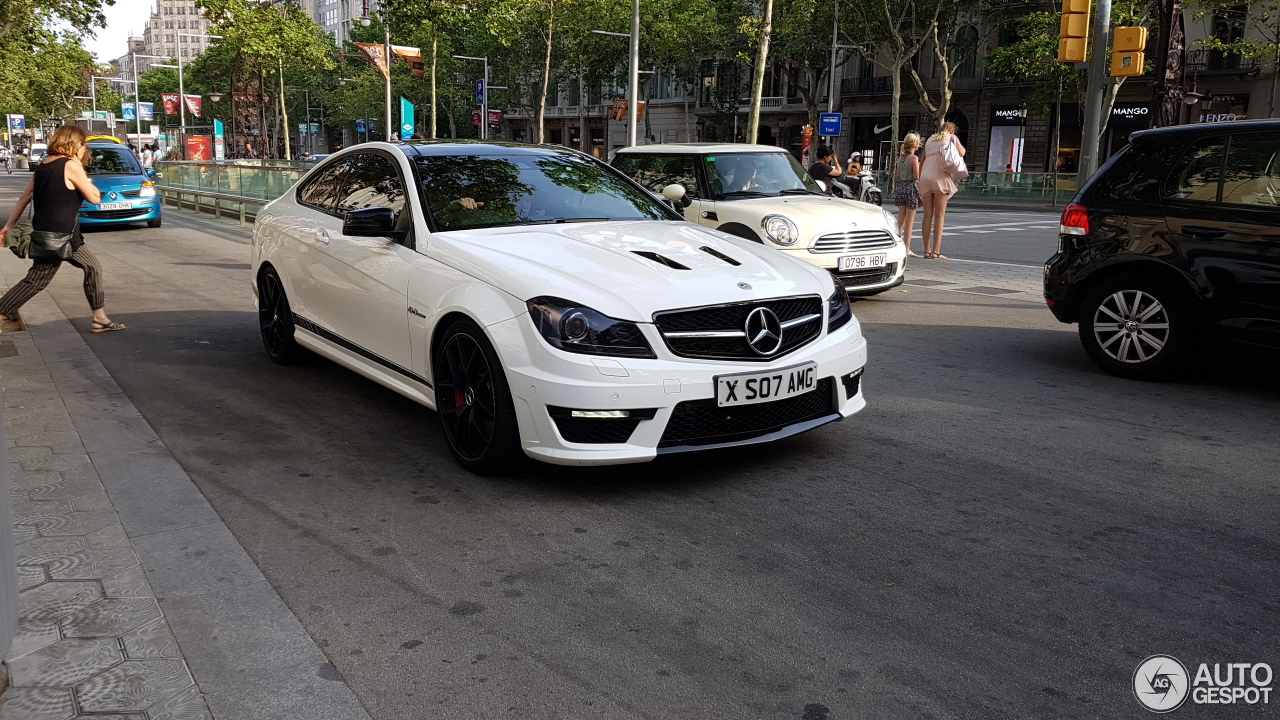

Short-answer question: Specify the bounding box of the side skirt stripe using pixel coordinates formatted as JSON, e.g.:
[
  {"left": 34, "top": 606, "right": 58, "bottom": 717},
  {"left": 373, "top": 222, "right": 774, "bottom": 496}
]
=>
[{"left": 293, "top": 314, "right": 433, "bottom": 389}]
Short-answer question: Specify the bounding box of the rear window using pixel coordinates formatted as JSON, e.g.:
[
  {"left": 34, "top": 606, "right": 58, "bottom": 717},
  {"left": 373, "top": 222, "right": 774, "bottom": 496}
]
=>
[
  {"left": 612, "top": 153, "right": 702, "bottom": 197},
  {"left": 86, "top": 146, "right": 143, "bottom": 176}
]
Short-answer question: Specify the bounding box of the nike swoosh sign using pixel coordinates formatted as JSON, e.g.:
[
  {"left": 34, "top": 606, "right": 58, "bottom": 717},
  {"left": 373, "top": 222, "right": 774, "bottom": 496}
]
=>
[{"left": 873, "top": 124, "right": 891, "bottom": 134}]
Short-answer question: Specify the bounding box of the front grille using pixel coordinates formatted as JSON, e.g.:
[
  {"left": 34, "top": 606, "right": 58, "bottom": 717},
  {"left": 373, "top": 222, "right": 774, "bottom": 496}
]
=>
[
  {"left": 654, "top": 296, "right": 823, "bottom": 361},
  {"left": 659, "top": 377, "right": 837, "bottom": 448},
  {"left": 835, "top": 263, "right": 897, "bottom": 288},
  {"left": 551, "top": 416, "right": 642, "bottom": 444},
  {"left": 812, "top": 229, "right": 897, "bottom": 253},
  {"left": 120, "top": 189, "right": 142, "bottom": 198},
  {"left": 79, "top": 208, "right": 149, "bottom": 220}
]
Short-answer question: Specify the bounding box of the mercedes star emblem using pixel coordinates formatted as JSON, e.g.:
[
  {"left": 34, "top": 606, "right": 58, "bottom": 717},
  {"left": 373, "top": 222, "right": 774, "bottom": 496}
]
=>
[{"left": 744, "top": 307, "right": 784, "bottom": 356}]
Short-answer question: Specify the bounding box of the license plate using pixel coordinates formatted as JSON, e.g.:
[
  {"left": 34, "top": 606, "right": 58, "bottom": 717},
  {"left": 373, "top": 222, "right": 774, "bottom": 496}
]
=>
[
  {"left": 98, "top": 202, "right": 131, "bottom": 210},
  {"left": 839, "top": 254, "right": 886, "bottom": 271},
  {"left": 715, "top": 362, "right": 817, "bottom": 408}
]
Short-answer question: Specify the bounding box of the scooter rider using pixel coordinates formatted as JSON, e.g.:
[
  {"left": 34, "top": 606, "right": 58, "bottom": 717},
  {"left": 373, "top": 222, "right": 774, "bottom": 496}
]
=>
[{"left": 807, "top": 145, "right": 843, "bottom": 194}]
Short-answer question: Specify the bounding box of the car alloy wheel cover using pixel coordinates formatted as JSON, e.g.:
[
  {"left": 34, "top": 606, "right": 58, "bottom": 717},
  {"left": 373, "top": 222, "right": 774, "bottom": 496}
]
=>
[
  {"left": 436, "top": 333, "right": 497, "bottom": 462},
  {"left": 744, "top": 306, "right": 784, "bottom": 356},
  {"left": 258, "top": 273, "right": 290, "bottom": 356},
  {"left": 1092, "top": 289, "right": 1170, "bottom": 364}
]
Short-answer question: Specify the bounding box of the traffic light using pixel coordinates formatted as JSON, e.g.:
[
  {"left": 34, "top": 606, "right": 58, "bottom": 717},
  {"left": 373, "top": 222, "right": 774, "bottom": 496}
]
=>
[
  {"left": 1111, "top": 26, "right": 1148, "bottom": 77},
  {"left": 1058, "top": 0, "right": 1091, "bottom": 63}
]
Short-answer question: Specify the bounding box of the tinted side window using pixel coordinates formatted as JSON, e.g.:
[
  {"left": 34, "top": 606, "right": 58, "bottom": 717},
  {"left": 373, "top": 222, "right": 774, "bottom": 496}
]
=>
[
  {"left": 1167, "top": 136, "right": 1225, "bottom": 202},
  {"left": 298, "top": 162, "right": 348, "bottom": 213},
  {"left": 1084, "top": 146, "right": 1164, "bottom": 202},
  {"left": 334, "top": 153, "right": 406, "bottom": 220},
  {"left": 1222, "top": 132, "right": 1280, "bottom": 207},
  {"left": 612, "top": 153, "right": 701, "bottom": 198}
]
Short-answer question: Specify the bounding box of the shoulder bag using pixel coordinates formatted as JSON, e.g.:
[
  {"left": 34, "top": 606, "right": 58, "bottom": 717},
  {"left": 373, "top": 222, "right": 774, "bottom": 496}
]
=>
[
  {"left": 28, "top": 223, "right": 77, "bottom": 262},
  {"left": 942, "top": 136, "right": 970, "bottom": 182}
]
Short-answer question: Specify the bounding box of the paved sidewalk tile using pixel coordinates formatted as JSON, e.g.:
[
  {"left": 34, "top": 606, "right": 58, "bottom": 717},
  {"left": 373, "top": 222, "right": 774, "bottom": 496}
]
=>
[
  {"left": 1, "top": 329, "right": 213, "bottom": 720},
  {"left": 903, "top": 258, "right": 1044, "bottom": 303}
]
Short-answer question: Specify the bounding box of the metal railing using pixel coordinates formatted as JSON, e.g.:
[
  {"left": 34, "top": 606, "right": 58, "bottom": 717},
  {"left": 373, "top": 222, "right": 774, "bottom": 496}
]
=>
[
  {"left": 842, "top": 77, "right": 893, "bottom": 95},
  {"left": 876, "top": 170, "right": 1080, "bottom": 204},
  {"left": 153, "top": 160, "right": 317, "bottom": 224}
]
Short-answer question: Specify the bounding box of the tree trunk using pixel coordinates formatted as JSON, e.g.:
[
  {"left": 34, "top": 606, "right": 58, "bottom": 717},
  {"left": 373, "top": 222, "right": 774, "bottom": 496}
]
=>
[
  {"left": 745, "top": 0, "right": 774, "bottom": 145},
  {"left": 446, "top": 100, "right": 457, "bottom": 138},
  {"left": 890, "top": 64, "right": 902, "bottom": 163},
  {"left": 278, "top": 58, "right": 290, "bottom": 161},
  {"left": 1270, "top": 49, "right": 1278, "bottom": 117},
  {"left": 536, "top": 0, "right": 554, "bottom": 144},
  {"left": 579, "top": 68, "right": 588, "bottom": 152},
  {"left": 430, "top": 33, "right": 438, "bottom": 139},
  {"left": 1052, "top": 81, "right": 1062, "bottom": 207}
]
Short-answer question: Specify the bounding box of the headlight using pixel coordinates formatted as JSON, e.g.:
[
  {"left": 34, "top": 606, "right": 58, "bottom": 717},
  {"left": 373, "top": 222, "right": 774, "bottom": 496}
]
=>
[
  {"left": 138, "top": 181, "right": 156, "bottom": 198},
  {"left": 527, "top": 297, "right": 656, "bottom": 358},
  {"left": 827, "top": 285, "right": 852, "bottom": 333},
  {"left": 881, "top": 208, "right": 900, "bottom": 240},
  {"left": 760, "top": 215, "right": 799, "bottom": 245}
]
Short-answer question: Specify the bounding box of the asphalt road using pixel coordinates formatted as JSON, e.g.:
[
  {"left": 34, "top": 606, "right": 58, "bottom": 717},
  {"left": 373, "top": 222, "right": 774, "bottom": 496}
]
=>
[{"left": 3, "top": 174, "right": 1277, "bottom": 720}]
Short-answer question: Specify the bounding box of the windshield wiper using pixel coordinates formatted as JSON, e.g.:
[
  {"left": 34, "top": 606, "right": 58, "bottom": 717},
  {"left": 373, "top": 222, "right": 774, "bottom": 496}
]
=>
[
  {"left": 779, "top": 188, "right": 821, "bottom": 196},
  {"left": 470, "top": 217, "right": 615, "bottom": 229},
  {"left": 715, "top": 190, "right": 773, "bottom": 199}
]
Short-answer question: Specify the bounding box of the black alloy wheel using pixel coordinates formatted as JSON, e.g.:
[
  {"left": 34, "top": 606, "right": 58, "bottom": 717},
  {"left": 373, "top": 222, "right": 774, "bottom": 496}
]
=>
[
  {"left": 868, "top": 189, "right": 883, "bottom": 206},
  {"left": 258, "top": 268, "right": 303, "bottom": 365},
  {"left": 1078, "top": 272, "right": 1197, "bottom": 380},
  {"left": 433, "top": 319, "right": 522, "bottom": 475}
]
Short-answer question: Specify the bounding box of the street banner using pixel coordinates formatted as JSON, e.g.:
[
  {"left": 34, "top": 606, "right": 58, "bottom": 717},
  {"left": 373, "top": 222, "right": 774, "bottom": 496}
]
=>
[
  {"left": 184, "top": 94, "right": 202, "bottom": 118},
  {"left": 391, "top": 45, "right": 425, "bottom": 78},
  {"left": 298, "top": 123, "right": 308, "bottom": 135},
  {"left": 7, "top": 114, "right": 25, "bottom": 131},
  {"left": 355, "top": 42, "right": 391, "bottom": 79},
  {"left": 355, "top": 118, "right": 366, "bottom": 133},
  {"left": 471, "top": 110, "right": 503, "bottom": 128},
  {"left": 185, "top": 135, "right": 211, "bottom": 161},
  {"left": 122, "top": 103, "right": 137, "bottom": 120},
  {"left": 608, "top": 99, "right": 646, "bottom": 122},
  {"left": 162, "top": 93, "right": 180, "bottom": 115},
  {"left": 213, "top": 118, "right": 226, "bottom": 160},
  {"left": 137, "top": 102, "right": 154, "bottom": 121},
  {"left": 400, "top": 97, "right": 414, "bottom": 138}
]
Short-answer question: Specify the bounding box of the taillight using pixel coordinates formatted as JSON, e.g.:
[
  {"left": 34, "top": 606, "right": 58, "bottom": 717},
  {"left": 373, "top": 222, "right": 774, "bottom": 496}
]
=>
[{"left": 1060, "top": 202, "right": 1089, "bottom": 236}]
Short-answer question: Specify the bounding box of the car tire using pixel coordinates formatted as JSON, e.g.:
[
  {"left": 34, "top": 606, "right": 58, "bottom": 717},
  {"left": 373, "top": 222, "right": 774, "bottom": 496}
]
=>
[
  {"left": 1078, "top": 272, "right": 1197, "bottom": 380},
  {"left": 868, "top": 190, "right": 883, "bottom": 206},
  {"left": 257, "top": 267, "right": 305, "bottom": 365},
  {"left": 147, "top": 218, "right": 161, "bottom": 228},
  {"left": 433, "top": 318, "right": 524, "bottom": 475}
]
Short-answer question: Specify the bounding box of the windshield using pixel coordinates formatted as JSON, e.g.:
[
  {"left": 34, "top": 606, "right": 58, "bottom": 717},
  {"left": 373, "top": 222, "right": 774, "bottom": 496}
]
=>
[
  {"left": 86, "top": 146, "right": 142, "bottom": 176},
  {"left": 413, "top": 152, "right": 671, "bottom": 232},
  {"left": 704, "top": 152, "right": 823, "bottom": 198}
]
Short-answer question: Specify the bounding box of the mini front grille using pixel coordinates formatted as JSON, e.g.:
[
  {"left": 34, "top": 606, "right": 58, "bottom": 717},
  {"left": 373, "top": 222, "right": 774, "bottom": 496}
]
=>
[
  {"left": 653, "top": 296, "right": 823, "bottom": 361},
  {"left": 834, "top": 263, "right": 897, "bottom": 288},
  {"left": 659, "top": 377, "right": 837, "bottom": 448},
  {"left": 80, "top": 208, "right": 149, "bottom": 220},
  {"left": 812, "top": 229, "right": 897, "bottom": 253}
]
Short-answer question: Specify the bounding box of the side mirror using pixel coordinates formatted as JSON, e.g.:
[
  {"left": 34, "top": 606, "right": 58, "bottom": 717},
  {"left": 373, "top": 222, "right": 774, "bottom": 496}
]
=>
[
  {"left": 343, "top": 207, "right": 406, "bottom": 240},
  {"left": 816, "top": 180, "right": 828, "bottom": 192},
  {"left": 661, "top": 183, "right": 692, "bottom": 208},
  {"left": 146, "top": 168, "right": 157, "bottom": 178}
]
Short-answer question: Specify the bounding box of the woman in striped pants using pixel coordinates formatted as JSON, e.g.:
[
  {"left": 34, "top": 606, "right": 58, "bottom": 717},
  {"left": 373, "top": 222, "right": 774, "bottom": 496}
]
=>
[{"left": 0, "top": 125, "right": 124, "bottom": 332}]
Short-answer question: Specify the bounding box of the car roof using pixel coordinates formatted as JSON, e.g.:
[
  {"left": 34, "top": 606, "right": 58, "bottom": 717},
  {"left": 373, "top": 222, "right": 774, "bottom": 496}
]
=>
[
  {"left": 86, "top": 135, "right": 124, "bottom": 144},
  {"left": 393, "top": 139, "right": 586, "bottom": 158},
  {"left": 1130, "top": 119, "right": 1280, "bottom": 145},
  {"left": 614, "top": 143, "right": 790, "bottom": 155}
]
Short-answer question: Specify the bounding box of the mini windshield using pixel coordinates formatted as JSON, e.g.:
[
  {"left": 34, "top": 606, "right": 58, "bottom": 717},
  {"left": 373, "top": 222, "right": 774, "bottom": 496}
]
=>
[
  {"left": 704, "top": 152, "right": 823, "bottom": 198},
  {"left": 414, "top": 152, "right": 671, "bottom": 232},
  {"left": 86, "top": 146, "right": 142, "bottom": 176}
]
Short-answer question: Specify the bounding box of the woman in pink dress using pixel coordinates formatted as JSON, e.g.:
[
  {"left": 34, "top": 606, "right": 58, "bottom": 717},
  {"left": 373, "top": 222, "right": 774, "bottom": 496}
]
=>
[{"left": 918, "top": 122, "right": 965, "bottom": 259}]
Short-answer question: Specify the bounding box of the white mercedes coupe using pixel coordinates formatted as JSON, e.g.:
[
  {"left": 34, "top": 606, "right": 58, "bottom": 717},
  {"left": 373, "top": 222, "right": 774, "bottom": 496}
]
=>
[{"left": 252, "top": 142, "right": 867, "bottom": 473}]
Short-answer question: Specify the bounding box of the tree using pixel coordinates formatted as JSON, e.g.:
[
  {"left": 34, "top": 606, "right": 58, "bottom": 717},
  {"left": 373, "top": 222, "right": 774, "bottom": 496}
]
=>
[
  {"left": 0, "top": 0, "right": 110, "bottom": 43},
  {"left": 847, "top": 0, "right": 941, "bottom": 155},
  {"left": 1194, "top": 0, "right": 1280, "bottom": 116},
  {"left": 907, "top": 0, "right": 996, "bottom": 129}
]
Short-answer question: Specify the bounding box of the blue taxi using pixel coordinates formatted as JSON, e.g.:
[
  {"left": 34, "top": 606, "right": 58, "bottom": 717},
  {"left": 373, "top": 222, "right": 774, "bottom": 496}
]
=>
[{"left": 79, "top": 137, "right": 161, "bottom": 228}]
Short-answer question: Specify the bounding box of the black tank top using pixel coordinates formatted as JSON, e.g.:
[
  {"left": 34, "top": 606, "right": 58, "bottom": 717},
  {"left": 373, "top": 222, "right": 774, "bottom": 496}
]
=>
[{"left": 33, "top": 157, "right": 84, "bottom": 249}]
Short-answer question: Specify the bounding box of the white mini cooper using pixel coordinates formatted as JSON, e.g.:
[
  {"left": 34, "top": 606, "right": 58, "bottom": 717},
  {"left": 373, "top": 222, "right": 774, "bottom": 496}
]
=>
[
  {"left": 252, "top": 141, "right": 868, "bottom": 473},
  {"left": 612, "top": 144, "right": 907, "bottom": 295}
]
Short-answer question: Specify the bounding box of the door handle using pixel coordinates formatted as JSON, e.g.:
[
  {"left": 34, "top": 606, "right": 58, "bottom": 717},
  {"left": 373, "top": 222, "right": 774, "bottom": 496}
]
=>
[
  {"left": 1183, "top": 225, "right": 1226, "bottom": 240},
  {"left": 314, "top": 229, "right": 330, "bottom": 246}
]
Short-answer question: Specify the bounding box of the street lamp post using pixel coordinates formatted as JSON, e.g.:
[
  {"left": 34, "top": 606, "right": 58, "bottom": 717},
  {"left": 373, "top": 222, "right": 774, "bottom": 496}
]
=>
[
  {"left": 90, "top": 76, "right": 136, "bottom": 136},
  {"left": 130, "top": 53, "right": 169, "bottom": 140},
  {"left": 176, "top": 33, "right": 223, "bottom": 146},
  {"left": 591, "top": 0, "right": 641, "bottom": 150}
]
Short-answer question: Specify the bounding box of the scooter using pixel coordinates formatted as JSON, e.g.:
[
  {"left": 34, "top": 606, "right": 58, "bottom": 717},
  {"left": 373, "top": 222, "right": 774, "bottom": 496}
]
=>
[{"left": 845, "top": 168, "right": 883, "bottom": 206}]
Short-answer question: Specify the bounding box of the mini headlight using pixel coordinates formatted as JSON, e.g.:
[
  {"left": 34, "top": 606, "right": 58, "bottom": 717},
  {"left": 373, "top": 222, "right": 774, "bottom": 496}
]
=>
[
  {"left": 761, "top": 215, "right": 799, "bottom": 246},
  {"left": 881, "top": 208, "right": 900, "bottom": 240},
  {"left": 139, "top": 181, "right": 157, "bottom": 198},
  {"left": 527, "top": 297, "right": 656, "bottom": 358}
]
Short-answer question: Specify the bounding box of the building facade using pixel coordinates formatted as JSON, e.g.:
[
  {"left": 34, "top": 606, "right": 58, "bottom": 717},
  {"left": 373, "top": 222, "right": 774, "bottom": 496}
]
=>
[{"left": 142, "top": 0, "right": 214, "bottom": 63}]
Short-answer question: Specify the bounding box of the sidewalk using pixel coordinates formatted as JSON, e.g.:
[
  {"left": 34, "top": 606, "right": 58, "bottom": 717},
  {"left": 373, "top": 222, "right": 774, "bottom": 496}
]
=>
[{"left": 0, "top": 266, "right": 372, "bottom": 719}]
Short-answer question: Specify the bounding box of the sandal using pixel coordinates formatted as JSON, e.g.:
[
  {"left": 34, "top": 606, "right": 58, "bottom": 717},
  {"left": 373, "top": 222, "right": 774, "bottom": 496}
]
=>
[
  {"left": 907, "top": 250, "right": 921, "bottom": 258},
  {"left": 934, "top": 254, "right": 949, "bottom": 260},
  {"left": 91, "top": 320, "right": 126, "bottom": 333}
]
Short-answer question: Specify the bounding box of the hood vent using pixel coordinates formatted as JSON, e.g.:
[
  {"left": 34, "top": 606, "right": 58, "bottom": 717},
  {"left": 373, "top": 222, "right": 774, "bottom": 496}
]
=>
[
  {"left": 632, "top": 251, "right": 690, "bottom": 270},
  {"left": 698, "top": 246, "right": 742, "bottom": 266}
]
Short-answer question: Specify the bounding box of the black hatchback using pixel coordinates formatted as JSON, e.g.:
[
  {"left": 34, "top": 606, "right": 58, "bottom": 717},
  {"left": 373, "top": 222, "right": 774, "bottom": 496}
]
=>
[{"left": 1044, "top": 119, "right": 1280, "bottom": 379}]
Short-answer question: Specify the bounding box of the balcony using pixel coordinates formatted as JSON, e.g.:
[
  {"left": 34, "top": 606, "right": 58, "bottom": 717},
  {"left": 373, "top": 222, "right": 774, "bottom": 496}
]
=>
[
  {"left": 842, "top": 77, "right": 892, "bottom": 95},
  {"left": 735, "top": 97, "right": 785, "bottom": 112},
  {"left": 1186, "top": 49, "right": 1260, "bottom": 75},
  {"left": 502, "top": 104, "right": 611, "bottom": 120}
]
